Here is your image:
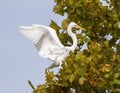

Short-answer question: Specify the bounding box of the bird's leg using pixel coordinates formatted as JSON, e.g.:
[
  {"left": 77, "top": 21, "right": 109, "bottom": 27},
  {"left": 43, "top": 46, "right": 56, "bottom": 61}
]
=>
[
  {"left": 48, "top": 48, "right": 53, "bottom": 53},
  {"left": 59, "top": 61, "right": 62, "bottom": 69},
  {"left": 46, "top": 62, "right": 59, "bottom": 70}
]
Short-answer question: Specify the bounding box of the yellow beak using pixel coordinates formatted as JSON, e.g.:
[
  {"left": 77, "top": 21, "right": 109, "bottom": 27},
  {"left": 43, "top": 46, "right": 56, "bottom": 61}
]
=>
[{"left": 77, "top": 25, "right": 86, "bottom": 31}]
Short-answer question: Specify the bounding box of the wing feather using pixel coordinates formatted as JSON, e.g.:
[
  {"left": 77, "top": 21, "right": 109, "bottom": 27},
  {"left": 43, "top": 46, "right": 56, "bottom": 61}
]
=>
[{"left": 19, "top": 24, "right": 64, "bottom": 60}]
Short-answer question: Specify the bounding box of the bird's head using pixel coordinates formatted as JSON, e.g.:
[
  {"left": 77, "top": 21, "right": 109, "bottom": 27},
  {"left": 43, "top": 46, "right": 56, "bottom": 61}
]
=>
[{"left": 69, "top": 22, "right": 86, "bottom": 31}]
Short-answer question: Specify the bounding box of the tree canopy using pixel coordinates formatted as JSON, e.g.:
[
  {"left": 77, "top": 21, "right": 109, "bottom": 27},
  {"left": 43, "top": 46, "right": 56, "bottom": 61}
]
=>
[{"left": 30, "top": 0, "right": 120, "bottom": 93}]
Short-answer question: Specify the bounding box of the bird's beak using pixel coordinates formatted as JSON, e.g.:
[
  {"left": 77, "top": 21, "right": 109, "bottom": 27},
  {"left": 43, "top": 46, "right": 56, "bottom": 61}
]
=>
[{"left": 77, "top": 25, "right": 86, "bottom": 31}]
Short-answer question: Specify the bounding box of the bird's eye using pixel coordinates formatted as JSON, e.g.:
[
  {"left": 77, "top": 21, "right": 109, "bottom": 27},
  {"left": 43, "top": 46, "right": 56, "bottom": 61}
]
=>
[
  {"left": 75, "top": 25, "right": 78, "bottom": 27},
  {"left": 74, "top": 25, "right": 79, "bottom": 29},
  {"left": 72, "top": 25, "right": 78, "bottom": 32},
  {"left": 74, "top": 24, "right": 78, "bottom": 28}
]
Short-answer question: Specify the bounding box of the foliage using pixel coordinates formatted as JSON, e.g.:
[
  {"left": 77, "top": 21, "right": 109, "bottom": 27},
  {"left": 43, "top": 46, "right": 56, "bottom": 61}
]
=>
[{"left": 31, "top": 0, "right": 120, "bottom": 93}]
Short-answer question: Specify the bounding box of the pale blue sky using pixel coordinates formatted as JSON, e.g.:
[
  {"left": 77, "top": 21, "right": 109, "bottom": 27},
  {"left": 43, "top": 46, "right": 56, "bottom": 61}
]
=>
[{"left": 0, "top": 0, "right": 63, "bottom": 93}]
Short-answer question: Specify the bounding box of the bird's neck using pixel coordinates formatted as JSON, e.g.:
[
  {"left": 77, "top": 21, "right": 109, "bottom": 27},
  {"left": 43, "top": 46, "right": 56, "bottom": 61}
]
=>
[{"left": 67, "top": 26, "right": 77, "bottom": 51}]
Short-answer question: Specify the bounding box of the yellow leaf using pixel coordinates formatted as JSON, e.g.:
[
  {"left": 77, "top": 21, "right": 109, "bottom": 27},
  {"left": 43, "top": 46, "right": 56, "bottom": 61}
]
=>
[
  {"left": 118, "top": 21, "right": 120, "bottom": 29},
  {"left": 101, "top": 64, "right": 110, "bottom": 72},
  {"left": 111, "top": 55, "right": 117, "bottom": 62},
  {"left": 104, "top": 64, "right": 110, "bottom": 67},
  {"left": 89, "top": 80, "right": 96, "bottom": 86},
  {"left": 86, "top": 0, "right": 92, "bottom": 3},
  {"left": 69, "top": 74, "right": 75, "bottom": 83},
  {"left": 45, "top": 71, "right": 55, "bottom": 82},
  {"left": 79, "top": 77, "right": 86, "bottom": 85}
]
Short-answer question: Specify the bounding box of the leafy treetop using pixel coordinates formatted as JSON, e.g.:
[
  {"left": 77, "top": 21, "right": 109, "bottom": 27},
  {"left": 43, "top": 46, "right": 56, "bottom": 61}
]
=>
[{"left": 30, "top": 0, "right": 120, "bottom": 93}]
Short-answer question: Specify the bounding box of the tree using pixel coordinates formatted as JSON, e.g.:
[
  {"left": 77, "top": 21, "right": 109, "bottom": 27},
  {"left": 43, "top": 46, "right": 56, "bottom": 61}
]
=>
[{"left": 30, "top": 0, "right": 120, "bottom": 93}]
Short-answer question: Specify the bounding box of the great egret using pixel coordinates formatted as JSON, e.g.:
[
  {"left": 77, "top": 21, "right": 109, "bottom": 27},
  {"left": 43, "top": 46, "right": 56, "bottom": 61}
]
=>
[{"left": 20, "top": 22, "right": 85, "bottom": 70}]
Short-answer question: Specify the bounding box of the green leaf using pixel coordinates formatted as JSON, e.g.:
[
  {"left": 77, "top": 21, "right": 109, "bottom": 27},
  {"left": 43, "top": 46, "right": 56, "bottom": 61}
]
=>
[
  {"left": 50, "top": 20, "right": 60, "bottom": 32},
  {"left": 45, "top": 71, "right": 55, "bottom": 83},
  {"left": 53, "top": 4, "right": 64, "bottom": 15},
  {"left": 28, "top": 80, "right": 35, "bottom": 90},
  {"left": 114, "top": 73, "right": 120, "bottom": 79},
  {"left": 113, "top": 79, "right": 120, "bottom": 85},
  {"left": 104, "top": 74, "right": 110, "bottom": 79},
  {"left": 69, "top": 74, "right": 75, "bottom": 83},
  {"left": 61, "top": 19, "right": 70, "bottom": 30}
]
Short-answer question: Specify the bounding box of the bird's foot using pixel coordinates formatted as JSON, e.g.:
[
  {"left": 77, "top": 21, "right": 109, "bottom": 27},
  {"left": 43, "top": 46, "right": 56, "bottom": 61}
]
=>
[
  {"left": 45, "top": 68, "right": 49, "bottom": 73},
  {"left": 59, "top": 62, "right": 63, "bottom": 69}
]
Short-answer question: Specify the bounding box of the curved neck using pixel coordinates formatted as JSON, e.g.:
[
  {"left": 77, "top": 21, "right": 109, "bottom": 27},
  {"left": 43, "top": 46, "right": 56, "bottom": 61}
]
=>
[{"left": 67, "top": 25, "right": 77, "bottom": 51}]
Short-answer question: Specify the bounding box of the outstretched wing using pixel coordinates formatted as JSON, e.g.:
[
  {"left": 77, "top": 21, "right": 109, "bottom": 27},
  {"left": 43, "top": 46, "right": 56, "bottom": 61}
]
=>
[{"left": 19, "top": 24, "right": 64, "bottom": 60}]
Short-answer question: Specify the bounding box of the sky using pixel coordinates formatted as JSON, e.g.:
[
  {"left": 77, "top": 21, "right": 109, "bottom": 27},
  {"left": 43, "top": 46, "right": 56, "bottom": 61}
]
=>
[{"left": 0, "top": 0, "right": 63, "bottom": 93}]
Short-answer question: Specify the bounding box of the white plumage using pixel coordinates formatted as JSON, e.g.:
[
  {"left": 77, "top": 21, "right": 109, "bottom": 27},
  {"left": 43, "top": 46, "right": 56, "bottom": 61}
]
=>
[{"left": 20, "top": 22, "right": 85, "bottom": 70}]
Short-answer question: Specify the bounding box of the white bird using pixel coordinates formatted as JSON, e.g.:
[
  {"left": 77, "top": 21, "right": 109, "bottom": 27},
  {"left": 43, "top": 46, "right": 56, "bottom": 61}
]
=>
[{"left": 19, "top": 22, "right": 85, "bottom": 70}]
